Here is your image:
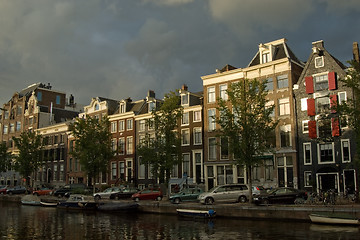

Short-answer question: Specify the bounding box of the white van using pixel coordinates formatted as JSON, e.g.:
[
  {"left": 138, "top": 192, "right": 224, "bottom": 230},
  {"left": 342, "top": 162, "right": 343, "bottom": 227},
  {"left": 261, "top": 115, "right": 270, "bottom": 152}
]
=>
[{"left": 198, "top": 184, "right": 250, "bottom": 204}]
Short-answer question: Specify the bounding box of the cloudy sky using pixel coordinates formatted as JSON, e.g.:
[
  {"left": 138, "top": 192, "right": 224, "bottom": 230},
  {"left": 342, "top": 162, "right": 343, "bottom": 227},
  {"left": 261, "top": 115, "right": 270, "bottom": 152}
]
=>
[{"left": 1, "top": 0, "right": 360, "bottom": 106}]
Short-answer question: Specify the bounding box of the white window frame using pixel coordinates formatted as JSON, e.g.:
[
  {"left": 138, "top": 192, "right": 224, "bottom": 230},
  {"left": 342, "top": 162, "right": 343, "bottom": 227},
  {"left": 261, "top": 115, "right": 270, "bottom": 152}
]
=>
[
  {"left": 208, "top": 137, "right": 217, "bottom": 161},
  {"left": 207, "top": 86, "right": 215, "bottom": 103},
  {"left": 219, "top": 84, "right": 228, "bottom": 100},
  {"left": 338, "top": 91, "right": 347, "bottom": 104},
  {"left": 119, "top": 120, "right": 125, "bottom": 132},
  {"left": 181, "top": 129, "right": 190, "bottom": 146},
  {"left": 139, "top": 120, "right": 146, "bottom": 132},
  {"left": 182, "top": 112, "right": 189, "bottom": 125},
  {"left": 181, "top": 94, "right": 189, "bottom": 106},
  {"left": 193, "top": 127, "right": 202, "bottom": 145},
  {"left": 304, "top": 171, "right": 312, "bottom": 187},
  {"left": 208, "top": 108, "right": 216, "bottom": 131},
  {"left": 182, "top": 153, "right": 190, "bottom": 176},
  {"left": 301, "top": 98, "right": 308, "bottom": 111},
  {"left": 126, "top": 136, "right": 133, "bottom": 154},
  {"left": 193, "top": 110, "right": 201, "bottom": 122},
  {"left": 126, "top": 119, "right": 133, "bottom": 130},
  {"left": 303, "top": 142, "right": 312, "bottom": 165},
  {"left": 315, "top": 56, "right": 324, "bottom": 68},
  {"left": 278, "top": 98, "right": 290, "bottom": 116},
  {"left": 341, "top": 139, "right": 351, "bottom": 163},
  {"left": 317, "top": 142, "right": 335, "bottom": 164},
  {"left": 118, "top": 137, "right": 125, "bottom": 155},
  {"left": 111, "top": 121, "right": 117, "bottom": 133},
  {"left": 302, "top": 120, "right": 309, "bottom": 133}
]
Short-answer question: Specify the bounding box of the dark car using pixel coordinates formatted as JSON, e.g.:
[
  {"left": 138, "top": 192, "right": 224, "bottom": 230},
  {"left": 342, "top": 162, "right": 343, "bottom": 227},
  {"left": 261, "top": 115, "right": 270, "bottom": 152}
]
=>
[
  {"left": 253, "top": 187, "right": 307, "bottom": 205},
  {"left": 169, "top": 187, "right": 203, "bottom": 204},
  {"left": 131, "top": 188, "right": 163, "bottom": 201},
  {"left": 6, "top": 185, "right": 27, "bottom": 195},
  {"left": 110, "top": 188, "right": 139, "bottom": 200},
  {"left": 53, "top": 183, "right": 89, "bottom": 197}
]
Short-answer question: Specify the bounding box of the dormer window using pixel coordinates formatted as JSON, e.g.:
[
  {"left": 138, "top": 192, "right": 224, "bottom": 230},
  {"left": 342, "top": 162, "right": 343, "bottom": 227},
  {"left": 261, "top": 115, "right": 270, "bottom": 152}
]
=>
[
  {"left": 120, "top": 103, "right": 126, "bottom": 113},
  {"left": 262, "top": 52, "right": 270, "bottom": 63},
  {"left": 315, "top": 56, "right": 324, "bottom": 68},
  {"left": 94, "top": 103, "right": 99, "bottom": 111},
  {"left": 148, "top": 102, "right": 155, "bottom": 112},
  {"left": 181, "top": 94, "right": 189, "bottom": 105}
]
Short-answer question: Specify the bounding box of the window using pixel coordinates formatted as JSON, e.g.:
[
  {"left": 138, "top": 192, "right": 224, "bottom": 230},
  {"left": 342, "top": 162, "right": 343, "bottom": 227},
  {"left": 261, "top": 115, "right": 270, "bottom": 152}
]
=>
[
  {"left": 111, "top": 139, "right": 117, "bottom": 154},
  {"left": 139, "top": 158, "right": 146, "bottom": 179},
  {"left": 280, "top": 125, "right": 291, "bottom": 147},
  {"left": 119, "top": 162, "right": 125, "bottom": 179},
  {"left": 207, "top": 86, "right": 215, "bottom": 103},
  {"left": 111, "top": 122, "right": 117, "bottom": 133},
  {"left": 111, "top": 162, "right": 117, "bottom": 180},
  {"left": 277, "top": 156, "right": 293, "bottom": 187},
  {"left": 301, "top": 98, "right": 308, "bottom": 111},
  {"left": 277, "top": 75, "right": 288, "bottom": 89},
  {"left": 148, "top": 102, "right": 156, "bottom": 112},
  {"left": 181, "top": 94, "right": 188, "bottom": 105},
  {"left": 3, "top": 125, "right": 8, "bottom": 134},
  {"left": 318, "top": 143, "right": 334, "bottom": 163},
  {"left": 119, "top": 120, "right": 125, "bottom": 132},
  {"left": 208, "top": 108, "right": 216, "bottom": 131},
  {"left": 262, "top": 52, "right": 270, "bottom": 63},
  {"left": 126, "top": 137, "right": 133, "bottom": 154},
  {"left": 126, "top": 119, "right": 133, "bottom": 130},
  {"left": 265, "top": 101, "right": 275, "bottom": 117},
  {"left": 193, "top": 110, "right": 201, "bottom": 122},
  {"left": 193, "top": 127, "right": 202, "bottom": 145},
  {"left": 4, "top": 111, "right": 9, "bottom": 119},
  {"left": 16, "top": 121, "right": 21, "bottom": 132},
  {"left": 315, "top": 56, "right": 324, "bottom": 68},
  {"left": 341, "top": 139, "right": 351, "bottom": 163},
  {"left": 318, "top": 118, "right": 331, "bottom": 139},
  {"left": 17, "top": 106, "right": 22, "bottom": 116},
  {"left": 304, "top": 143, "right": 312, "bottom": 165},
  {"left": 265, "top": 159, "right": 274, "bottom": 181},
  {"left": 208, "top": 138, "right": 217, "bottom": 160},
  {"left": 278, "top": 98, "right": 290, "bottom": 116},
  {"left": 120, "top": 103, "right": 126, "bottom": 113},
  {"left": 182, "top": 153, "right": 190, "bottom": 176},
  {"left": 265, "top": 78, "right": 273, "bottom": 91},
  {"left": 220, "top": 137, "right": 229, "bottom": 160},
  {"left": 316, "top": 97, "right": 330, "bottom": 113},
  {"left": 139, "top": 120, "right": 146, "bottom": 131},
  {"left": 56, "top": 95, "right": 61, "bottom": 105},
  {"left": 338, "top": 92, "right": 347, "bottom": 104},
  {"left": 302, "top": 120, "right": 309, "bottom": 133},
  {"left": 118, "top": 138, "right": 125, "bottom": 155},
  {"left": 181, "top": 129, "right": 190, "bottom": 146},
  {"left": 182, "top": 112, "right": 189, "bottom": 125},
  {"left": 304, "top": 171, "right": 312, "bottom": 187},
  {"left": 314, "top": 74, "right": 328, "bottom": 91},
  {"left": 37, "top": 92, "right": 42, "bottom": 101},
  {"left": 10, "top": 123, "right": 15, "bottom": 133},
  {"left": 94, "top": 103, "right": 99, "bottom": 111},
  {"left": 219, "top": 84, "right": 228, "bottom": 100}
]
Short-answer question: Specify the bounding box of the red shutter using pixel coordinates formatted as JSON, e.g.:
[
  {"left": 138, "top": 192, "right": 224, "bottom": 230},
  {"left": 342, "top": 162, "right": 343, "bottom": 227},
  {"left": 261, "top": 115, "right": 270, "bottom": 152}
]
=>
[
  {"left": 308, "top": 120, "right": 317, "bottom": 139},
  {"left": 328, "top": 72, "right": 337, "bottom": 90},
  {"left": 330, "top": 94, "right": 337, "bottom": 113},
  {"left": 305, "top": 76, "right": 314, "bottom": 94},
  {"left": 307, "top": 98, "right": 316, "bottom": 116},
  {"left": 332, "top": 118, "right": 340, "bottom": 137}
]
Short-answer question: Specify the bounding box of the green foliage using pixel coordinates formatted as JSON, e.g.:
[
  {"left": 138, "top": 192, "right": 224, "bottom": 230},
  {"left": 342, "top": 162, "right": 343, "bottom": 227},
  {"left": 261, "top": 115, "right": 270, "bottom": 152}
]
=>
[
  {"left": 0, "top": 142, "right": 11, "bottom": 172},
  {"left": 216, "top": 79, "right": 278, "bottom": 195},
  {"left": 137, "top": 91, "right": 183, "bottom": 184},
  {"left": 69, "top": 116, "right": 113, "bottom": 186},
  {"left": 12, "top": 131, "right": 43, "bottom": 186}
]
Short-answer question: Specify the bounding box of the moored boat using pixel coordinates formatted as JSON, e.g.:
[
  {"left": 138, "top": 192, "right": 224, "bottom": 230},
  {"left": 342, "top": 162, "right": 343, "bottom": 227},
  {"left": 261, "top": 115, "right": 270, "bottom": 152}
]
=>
[
  {"left": 309, "top": 213, "right": 360, "bottom": 225},
  {"left": 40, "top": 201, "right": 58, "bottom": 207},
  {"left": 21, "top": 195, "right": 41, "bottom": 206},
  {"left": 57, "top": 194, "right": 98, "bottom": 210},
  {"left": 97, "top": 202, "right": 139, "bottom": 212},
  {"left": 177, "top": 209, "right": 216, "bottom": 218}
]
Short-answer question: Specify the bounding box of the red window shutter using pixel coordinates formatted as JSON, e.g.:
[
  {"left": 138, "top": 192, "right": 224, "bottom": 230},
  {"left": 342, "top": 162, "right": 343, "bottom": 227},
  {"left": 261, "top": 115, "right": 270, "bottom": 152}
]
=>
[
  {"left": 305, "top": 76, "right": 314, "bottom": 94},
  {"left": 308, "top": 120, "right": 317, "bottom": 139},
  {"left": 328, "top": 72, "right": 337, "bottom": 90},
  {"left": 307, "top": 98, "right": 316, "bottom": 116},
  {"left": 330, "top": 94, "right": 337, "bottom": 113},
  {"left": 332, "top": 118, "right": 340, "bottom": 137}
]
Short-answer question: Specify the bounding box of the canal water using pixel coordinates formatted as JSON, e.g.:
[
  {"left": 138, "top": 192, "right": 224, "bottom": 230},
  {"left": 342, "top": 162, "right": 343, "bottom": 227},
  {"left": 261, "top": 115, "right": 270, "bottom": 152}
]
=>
[{"left": 0, "top": 202, "right": 359, "bottom": 240}]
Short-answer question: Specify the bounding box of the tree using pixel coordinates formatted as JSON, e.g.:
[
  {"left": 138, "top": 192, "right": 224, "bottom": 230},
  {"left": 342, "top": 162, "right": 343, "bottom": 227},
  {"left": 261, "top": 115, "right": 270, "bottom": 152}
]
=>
[
  {"left": 12, "top": 131, "right": 43, "bottom": 187},
  {"left": 0, "top": 142, "right": 11, "bottom": 173},
  {"left": 137, "top": 91, "right": 183, "bottom": 185},
  {"left": 216, "top": 79, "right": 278, "bottom": 200},
  {"left": 69, "top": 116, "right": 113, "bottom": 192}
]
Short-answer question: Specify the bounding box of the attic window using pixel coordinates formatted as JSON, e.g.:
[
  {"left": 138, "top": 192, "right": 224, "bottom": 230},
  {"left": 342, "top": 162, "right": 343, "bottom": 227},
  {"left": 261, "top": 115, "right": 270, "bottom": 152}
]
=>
[
  {"left": 262, "top": 52, "right": 270, "bottom": 63},
  {"left": 94, "top": 104, "right": 99, "bottom": 111},
  {"left": 181, "top": 94, "right": 189, "bottom": 105},
  {"left": 315, "top": 56, "right": 324, "bottom": 68},
  {"left": 120, "top": 103, "right": 126, "bottom": 113}
]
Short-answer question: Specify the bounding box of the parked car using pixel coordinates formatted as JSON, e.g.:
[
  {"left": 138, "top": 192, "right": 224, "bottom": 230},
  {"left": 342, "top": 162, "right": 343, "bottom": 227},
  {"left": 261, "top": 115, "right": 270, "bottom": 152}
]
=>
[
  {"left": 53, "top": 184, "right": 89, "bottom": 198},
  {"left": 198, "top": 184, "right": 250, "bottom": 205},
  {"left": 131, "top": 188, "right": 163, "bottom": 201},
  {"left": 33, "top": 188, "right": 53, "bottom": 196},
  {"left": 93, "top": 187, "right": 122, "bottom": 201},
  {"left": 6, "top": 185, "right": 27, "bottom": 195},
  {"left": 169, "top": 187, "right": 203, "bottom": 204},
  {"left": 253, "top": 187, "right": 308, "bottom": 205},
  {"left": 251, "top": 186, "right": 267, "bottom": 196},
  {"left": 0, "top": 185, "right": 7, "bottom": 195},
  {"left": 110, "top": 188, "right": 139, "bottom": 200}
]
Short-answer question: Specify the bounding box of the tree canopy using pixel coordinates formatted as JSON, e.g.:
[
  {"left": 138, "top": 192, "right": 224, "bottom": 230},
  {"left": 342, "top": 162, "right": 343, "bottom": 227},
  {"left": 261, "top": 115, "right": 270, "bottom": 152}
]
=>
[
  {"left": 137, "top": 90, "right": 183, "bottom": 184},
  {"left": 0, "top": 142, "right": 11, "bottom": 173},
  {"left": 69, "top": 116, "right": 113, "bottom": 188},
  {"left": 216, "top": 79, "right": 278, "bottom": 197},
  {"left": 12, "top": 131, "right": 43, "bottom": 186}
]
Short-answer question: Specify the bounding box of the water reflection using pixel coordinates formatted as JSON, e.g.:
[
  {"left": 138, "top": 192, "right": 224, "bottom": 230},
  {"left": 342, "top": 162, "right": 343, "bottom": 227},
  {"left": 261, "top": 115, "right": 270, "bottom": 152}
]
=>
[{"left": 0, "top": 201, "right": 359, "bottom": 240}]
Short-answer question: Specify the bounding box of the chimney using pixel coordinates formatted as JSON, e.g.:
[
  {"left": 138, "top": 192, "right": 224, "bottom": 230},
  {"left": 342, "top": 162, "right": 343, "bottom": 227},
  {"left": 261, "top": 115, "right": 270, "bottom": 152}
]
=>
[
  {"left": 182, "top": 84, "right": 188, "bottom": 91},
  {"left": 147, "top": 90, "right": 155, "bottom": 98},
  {"left": 353, "top": 42, "right": 359, "bottom": 63}
]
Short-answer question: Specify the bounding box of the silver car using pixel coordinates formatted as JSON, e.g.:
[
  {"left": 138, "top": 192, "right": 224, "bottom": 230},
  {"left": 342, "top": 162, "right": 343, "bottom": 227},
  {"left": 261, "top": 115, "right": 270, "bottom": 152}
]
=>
[
  {"left": 93, "top": 187, "right": 121, "bottom": 200},
  {"left": 198, "top": 184, "right": 250, "bottom": 205}
]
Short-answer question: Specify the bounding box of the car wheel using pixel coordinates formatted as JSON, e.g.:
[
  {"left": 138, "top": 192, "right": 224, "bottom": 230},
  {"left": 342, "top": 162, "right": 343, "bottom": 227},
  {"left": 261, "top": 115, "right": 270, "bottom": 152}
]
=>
[
  {"left": 134, "top": 197, "right": 140, "bottom": 202},
  {"left": 57, "top": 194, "right": 63, "bottom": 198},
  {"left": 35, "top": 193, "right": 40, "bottom": 196},
  {"left": 115, "top": 195, "right": 120, "bottom": 200},
  {"left": 94, "top": 195, "right": 101, "bottom": 201},
  {"left": 262, "top": 199, "right": 270, "bottom": 205},
  {"left": 205, "top": 197, "right": 214, "bottom": 205},
  {"left": 156, "top": 196, "right": 162, "bottom": 201},
  {"left": 8, "top": 192, "right": 12, "bottom": 195},
  {"left": 174, "top": 198, "right": 181, "bottom": 204},
  {"left": 239, "top": 196, "right": 247, "bottom": 203}
]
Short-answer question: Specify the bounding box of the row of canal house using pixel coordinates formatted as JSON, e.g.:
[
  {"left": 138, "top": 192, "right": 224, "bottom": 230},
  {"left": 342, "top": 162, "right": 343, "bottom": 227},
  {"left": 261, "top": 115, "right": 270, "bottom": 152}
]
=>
[{"left": 0, "top": 38, "right": 358, "bottom": 194}]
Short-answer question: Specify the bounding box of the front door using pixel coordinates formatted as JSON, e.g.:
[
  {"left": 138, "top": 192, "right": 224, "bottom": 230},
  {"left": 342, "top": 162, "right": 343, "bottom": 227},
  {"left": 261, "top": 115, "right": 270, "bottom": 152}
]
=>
[{"left": 317, "top": 173, "right": 338, "bottom": 192}]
